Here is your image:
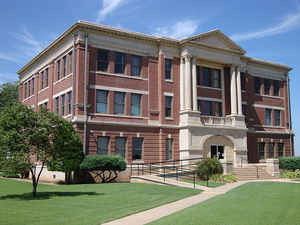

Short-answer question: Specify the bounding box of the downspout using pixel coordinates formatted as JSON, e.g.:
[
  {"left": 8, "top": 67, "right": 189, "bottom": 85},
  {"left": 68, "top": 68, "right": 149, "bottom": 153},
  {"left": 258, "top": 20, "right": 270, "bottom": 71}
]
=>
[
  {"left": 286, "top": 74, "right": 293, "bottom": 156},
  {"left": 71, "top": 33, "right": 76, "bottom": 121},
  {"left": 83, "top": 32, "right": 88, "bottom": 155}
]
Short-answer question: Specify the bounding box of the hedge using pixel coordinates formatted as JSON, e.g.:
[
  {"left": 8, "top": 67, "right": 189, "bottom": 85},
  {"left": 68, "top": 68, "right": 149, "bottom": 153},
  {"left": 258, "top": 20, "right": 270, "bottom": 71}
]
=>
[{"left": 279, "top": 157, "right": 300, "bottom": 171}]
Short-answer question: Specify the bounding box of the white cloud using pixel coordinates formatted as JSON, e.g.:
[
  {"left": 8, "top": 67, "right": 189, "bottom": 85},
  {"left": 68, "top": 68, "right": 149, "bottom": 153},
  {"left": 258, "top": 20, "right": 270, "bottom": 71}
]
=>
[
  {"left": 231, "top": 8, "right": 300, "bottom": 41},
  {"left": 0, "top": 53, "right": 19, "bottom": 64},
  {"left": 153, "top": 19, "right": 199, "bottom": 39},
  {"left": 96, "top": 0, "right": 127, "bottom": 23}
]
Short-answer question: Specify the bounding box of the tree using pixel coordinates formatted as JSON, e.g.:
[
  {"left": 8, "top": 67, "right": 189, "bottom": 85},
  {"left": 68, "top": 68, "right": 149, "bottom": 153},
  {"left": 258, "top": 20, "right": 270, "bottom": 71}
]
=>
[
  {"left": 45, "top": 108, "right": 84, "bottom": 184},
  {"left": 196, "top": 158, "right": 223, "bottom": 186},
  {"left": 0, "top": 103, "right": 55, "bottom": 197},
  {"left": 80, "top": 155, "right": 127, "bottom": 183},
  {"left": 0, "top": 82, "right": 18, "bottom": 108}
]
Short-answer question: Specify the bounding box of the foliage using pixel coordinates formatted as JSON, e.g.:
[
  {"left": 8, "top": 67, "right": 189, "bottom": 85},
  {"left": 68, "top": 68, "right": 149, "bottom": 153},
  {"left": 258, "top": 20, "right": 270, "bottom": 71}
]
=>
[
  {"left": 210, "top": 174, "right": 237, "bottom": 183},
  {"left": 0, "top": 82, "right": 18, "bottom": 108},
  {"left": 280, "top": 169, "right": 300, "bottom": 179},
  {"left": 0, "top": 158, "right": 29, "bottom": 178},
  {"left": 80, "top": 155, "right": 127, "bottom": 183},
  {"left": 279, "top": 157, "right": 300, "bottom": 171},
  {"left": 195, "top": 158, "right": 223, "bottom": 186}
]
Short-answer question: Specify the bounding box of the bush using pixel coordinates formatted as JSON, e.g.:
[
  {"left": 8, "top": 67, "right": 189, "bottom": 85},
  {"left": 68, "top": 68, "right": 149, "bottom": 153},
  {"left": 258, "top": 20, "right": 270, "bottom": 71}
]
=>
[
  {"left": 210, "top": 174, "right": 237, "bottom": 183},
  {"left": 196, "top": 158, "right": 223, "bottom": 186},
  {"left": 279, "top": 157, "right": 300, "bottom": 171},
  {"left": 1, "top": 171, "right": 19, "bottom": 178},
  {"left": 80, "top": 155, "right": 126, "bottom": 183},
  {"left": 280, "top": 170, "right": 300, "bottom": 179}
]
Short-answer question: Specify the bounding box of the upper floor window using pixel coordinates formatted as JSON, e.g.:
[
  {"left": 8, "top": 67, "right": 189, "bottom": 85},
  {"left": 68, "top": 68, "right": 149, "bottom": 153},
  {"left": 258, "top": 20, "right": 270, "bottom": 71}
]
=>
[
  {"left": 67, "top": 91, "right": 72, "bottom": 114},
  {"left": 268, "top": 142, "right": 274, "bottom": 158},
  {"left": 69, "top": 51, "right": 73, "bottom": 74},
  {"left": 203, "top": 67, "right": 211, "bottom": 87},
  {"left": 277, "top": 143, "right": 284, "bottom": 157},
  {"left": 41, "top": 71, "right": 44, "bottom": 90},
  {"left": 131, "top": 94, "right": 141, "bottom": 116},
  {"left": 165, "top": 138, "right": 173, "bottom": 160},
  {"left": 264, "top": 79, "right": 270, "bottom": 95},
  {"left": 131, "top": 55, "right": 142, "bottom": 77},
  {"left": 115, "top": 52, "right": 126, "bottom": 74},
  {"left": 203, "top": 101, "right": 212, "bottom": 116},
  {"left": 196, "top": 66, "right": 201, "bottom": 85},
  {"left": 273, "top": 80, "right": 280, "bottom": 96},
  {"left": 115, "top": 137, "right": 126, "bottom": 158},
  {"left": 57, "top": 60, "right": 61, "bottom": 80},
  {"left": 165, "top": 58, "right": 172, "bottom": 80},
  {"left": 32, "top": 78, "right": 34, "bottom": 94},
  {"left": 274, "top": 110, "right": 281, "bottom": 126},
  {"left": 212, "top": 69, "right": 221, "bottom": 88},
  {"left": 63, "top": 55, "right": 67, "bottom": 77},
  {"left": 114, "top": 92, "right": 125, "bottom": 114},
  {"left": 28, "top": 80, "right": 31, "bottom": 96},
  {"left": 265, "top": 108, "right": 272, "bottom": 125},
  {"left": 241, "top": 72, "right": 246, "bottom": 91},
  {"left": 197, "top": 99, "right": 201, "bottom": 112},
  {"left": 258, "top": 142, "right": 265, "bottom": 159},
  {"left": 97, "top": 49, "right": 109, "bottom": 72},
  {"left": 45, "top": 68, "right": 49, "bottom": 88},
  {"left": 96, "top": 90, "right": 108, "bottom": 113},
  {"left": 254, "top": 77, "right": 261, "bottom": 94},
  {"left": 97, "top": 136, "right": 110, "bottom": 155},
  {"left": 215, "top": 102, "right": 222, "bottom": 117},
  {"left": 165, "top": 96, "right": 172, "bottom": 117},
  {"left": 61, "top": 94, "right": 65, "bottom": 116},
  {"left": 24, "top": 83, "right": 28, "bottom": 98},
  {"left": 55, "top": 97, "right": 59, "bottom": 114}
]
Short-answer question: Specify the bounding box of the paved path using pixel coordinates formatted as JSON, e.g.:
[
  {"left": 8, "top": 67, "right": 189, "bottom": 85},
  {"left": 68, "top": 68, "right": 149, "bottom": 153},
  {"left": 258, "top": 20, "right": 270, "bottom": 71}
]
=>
[{"left": 102, "top": 178, "right": 300, "bottom": 225}]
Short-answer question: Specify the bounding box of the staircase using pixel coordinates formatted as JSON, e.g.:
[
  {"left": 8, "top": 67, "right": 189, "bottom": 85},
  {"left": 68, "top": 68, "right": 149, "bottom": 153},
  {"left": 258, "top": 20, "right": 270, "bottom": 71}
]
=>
[{"left": 233, "top": 167, "right": 274, "bottom": 181}]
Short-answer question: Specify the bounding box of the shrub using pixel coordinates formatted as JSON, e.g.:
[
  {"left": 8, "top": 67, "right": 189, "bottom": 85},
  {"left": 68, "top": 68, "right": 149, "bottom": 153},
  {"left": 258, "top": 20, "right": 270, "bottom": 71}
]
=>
[
  {"left": 280, "top": 170, "right": 300, "bottom": 179},
  {"left": 196, "top": 158, "right": 223, "bottom": 186},
  {"left": 279, "top": 157, "right": 300, "bottom": 171},
  {"left": 210, "top": 174, "right": 237, "bottom": 183},
  {"left": 80, "top": 155, "right": 127, "bottom": 183}
]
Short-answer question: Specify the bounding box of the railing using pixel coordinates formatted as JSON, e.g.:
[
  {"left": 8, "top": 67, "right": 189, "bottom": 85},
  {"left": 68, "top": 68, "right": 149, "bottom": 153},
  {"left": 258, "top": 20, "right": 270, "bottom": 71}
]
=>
[
  {"left": 130, "top": 158, "right": 203, "bottom": 188},
  {"left": 200, "top": 115, "right": 233, "bottom": 126}
]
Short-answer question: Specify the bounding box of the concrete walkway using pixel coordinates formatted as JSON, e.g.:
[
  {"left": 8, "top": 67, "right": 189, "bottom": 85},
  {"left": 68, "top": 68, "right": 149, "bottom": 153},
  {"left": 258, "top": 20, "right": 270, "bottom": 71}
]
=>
[{"left": 102, "top": 179, "right": 300, "bottom": 225}]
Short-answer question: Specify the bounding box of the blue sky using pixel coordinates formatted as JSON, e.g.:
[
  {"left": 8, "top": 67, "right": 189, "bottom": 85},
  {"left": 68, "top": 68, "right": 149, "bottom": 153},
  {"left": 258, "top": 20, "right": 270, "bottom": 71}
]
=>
[{"left": 0, "top": 0, "right": 299, "bottom": 155}]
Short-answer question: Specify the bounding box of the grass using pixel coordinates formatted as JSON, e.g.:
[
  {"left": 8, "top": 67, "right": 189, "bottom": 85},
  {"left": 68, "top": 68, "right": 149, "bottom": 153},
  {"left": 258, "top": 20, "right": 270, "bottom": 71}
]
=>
[
  {"left": 181, "top": 178, "right": 225, "bottom": 187},
  {"left": 149, "top": 182, "right": 300, "bottom": 225},
  {"left": 0, "top": 178, "right": 201, "bottom": 225}
]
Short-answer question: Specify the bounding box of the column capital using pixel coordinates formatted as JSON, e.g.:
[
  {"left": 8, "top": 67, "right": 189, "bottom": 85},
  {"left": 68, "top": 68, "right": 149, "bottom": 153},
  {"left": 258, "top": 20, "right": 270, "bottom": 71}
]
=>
[{"left": 182, "top": 53, "right": 192, "bottom": 62}]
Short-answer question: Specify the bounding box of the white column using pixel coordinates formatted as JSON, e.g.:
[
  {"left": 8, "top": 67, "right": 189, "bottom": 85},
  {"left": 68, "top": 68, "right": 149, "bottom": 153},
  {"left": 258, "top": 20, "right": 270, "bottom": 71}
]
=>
[
  {"left": 236, "top": 66, "right": 243, "bottom": 115},
  {"left": 230, "top": 66, "right": 237, "bottom": 115},
  {"left": 180, "top": 57, "right": 185, "bottom": 111},
  {"left": 192, "top": 57, "right": 198, "bottom": 111},
  {"left": 185, "top": 54, "right": 192, "bottom": 111}
]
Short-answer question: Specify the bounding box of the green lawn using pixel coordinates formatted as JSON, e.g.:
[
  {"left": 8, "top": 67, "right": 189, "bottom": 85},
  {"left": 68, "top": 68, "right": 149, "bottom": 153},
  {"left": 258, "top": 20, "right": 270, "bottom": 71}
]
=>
[
  {"left": 0, "top": 178, "right": 201, "bottom": 225},
  {"left": 181, "top": 178, "right": 225, "bottom": 187},
  {"left": 149, "top": 182, "right": 300, "bottom": 225}
]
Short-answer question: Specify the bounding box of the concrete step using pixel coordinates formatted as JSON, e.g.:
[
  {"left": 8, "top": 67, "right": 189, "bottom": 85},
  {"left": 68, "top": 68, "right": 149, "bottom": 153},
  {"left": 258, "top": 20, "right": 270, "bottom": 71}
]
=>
[{"left": 233, "top": 167, "right": 274, "bottom": 181}]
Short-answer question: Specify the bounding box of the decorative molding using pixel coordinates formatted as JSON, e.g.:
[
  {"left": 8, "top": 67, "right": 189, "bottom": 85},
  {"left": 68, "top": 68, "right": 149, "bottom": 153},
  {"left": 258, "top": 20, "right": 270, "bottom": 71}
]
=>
[{"left": 90, "top": 85, "right": 148, "bottom": 95}]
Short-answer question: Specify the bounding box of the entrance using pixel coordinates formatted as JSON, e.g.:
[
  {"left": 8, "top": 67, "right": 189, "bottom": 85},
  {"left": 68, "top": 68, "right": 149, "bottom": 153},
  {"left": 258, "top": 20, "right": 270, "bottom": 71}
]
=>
[{"left": 211, "top": 145, "right": 224, "bottom": 160}]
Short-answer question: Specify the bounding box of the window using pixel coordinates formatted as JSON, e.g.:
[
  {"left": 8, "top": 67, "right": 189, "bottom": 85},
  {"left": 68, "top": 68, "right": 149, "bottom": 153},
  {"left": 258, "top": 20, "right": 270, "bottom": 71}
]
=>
[
  {"left": 24, "top": 83, "right": 27, "bottom": 98},
  {"left": 28, "top": 80, "right": 31, "bottom": 96},
  {"left": 63, "top": 55, "right": 66, "bottom": 77},
  {"left": 254, "top": 77, "right": 261, "bottom": 94},
  {"left": 264, "top": 79, "right": 270, "bottom": 95},
  {"left": 203, "top": 67, "right": 211, "bottom": 87},
  {"left": 258, "top": 142, "right": 265, "bottom": 159},
  {"left": 215, "top": 102, "right": 222, "bottom": 117},
  {"left": 55, "top": 97, "right": 59, "bottom": 114},
  {"left": 274, "top": 80, "right": 280, "bottom": 96},
  {"left": 97, "top": 137, "right": 110, "bottom": 155},
  {"left": 69, "top": 51, "right": 73, "bottom": 74},
  {"left": 96, "top": 90, "right": 108, "bottom": 113},
  {"left": 41, "top": 71, "right": 44, "bottom": 90},
  {"left": 268, "top": 143, "right": 274, "bottom": 158},
  {"left": 197, "top": 99, "right": 201, "bottom": 112},
  {"left": 61, "top": 94, "right": 65, "bottom": 115},
  {"left": 196, "top": 66, "right": 201, "bottom": 85},
  {"left": 165, "top": 139, "right": 173, "bottom": 160},
  {"left": 115, "top": 52, "right": 126, "bottom": 74},
  {"left": 203, "top": 101, "right": 212, "bottom": 116},
  {"left": 265, "top": 108, "right": 272, "bottom": 125},
  {"left": 67, "top": 92, "right": 72, "bottom": 114},
  {"left": 114, "top": 92, "right": 125, "bottom": 114},
  {"left": 165, "top": 58, "right": 172, "bottom": 80},
  {"left": 131, "top": 94, "right": 141, "bottom": 116},
  {"left": 115, "top": 137, "right": 126, "bottom": 158},
  {"left": 45, "top": 68, "right": 49, "bottom": 87},
  {"left": 274, "top": 110, "right": 281, "bottom": 126},
  {"left": 44, "top": 102, "right": 48, "bottom": 109},
  {"left": 242, "top": 104, "right": 247, "bottom": 116},
  {"left": 32, "top": 78, "right": 34, "bottom": 94},
  {"left": 165, "top": 96, "right": 172, "bottom": 117},
  {"left": 131, "top": 55, "right": 142, "bottom": 77},
  {"left": 211, "top": 145, "right": 224, "bottom": 160},
  {"left": 57, "top": 60, "right": 60, "bottom": 80},
  {"left": 132, "top": 138, "right": 143, "bottom": 160},
  {"left": 241, "top": 72, "right": 246, "bottom": 91},
  {"left": 212, "top": 69, "right": 221, "bottom": 88},
  {"left": 97, "top": 49, "right": 109, "bottom": 72},
  {"left": 277, "top": 143, "right": 284, "bottom": 157}
]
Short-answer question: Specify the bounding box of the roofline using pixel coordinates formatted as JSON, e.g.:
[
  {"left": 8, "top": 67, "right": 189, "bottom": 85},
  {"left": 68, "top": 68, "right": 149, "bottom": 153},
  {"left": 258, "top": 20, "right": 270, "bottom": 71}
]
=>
[
  {"left": 17, "top": 20, "right": 292, "bottom": 75},
  {"left": 242, "top": 56, "right": 292, "bottom": 71}
]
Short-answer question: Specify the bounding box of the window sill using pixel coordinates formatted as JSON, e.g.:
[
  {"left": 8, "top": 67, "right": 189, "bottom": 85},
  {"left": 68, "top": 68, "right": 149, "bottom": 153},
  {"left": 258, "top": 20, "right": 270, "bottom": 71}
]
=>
[
  {"left": 165, "top": 79, "right": 173, "bottom": 83},
  {"left": 255, "top": 94, "right": 284, "bottom": 99},
  {"left": 93, "top": 71, "right": 148, "bottom": 81},
  {"left": 132, "top": 160, "right": 144, "bottom": 164},
  {"left": 54, "top": 73, "right": 72, "bottom": 85},
  {"left": 197, "top": 85, "right": 222, "bottom": 91},
  {"left": 254, "top": 124, "right": 285, "bottom": 129},
  {"left": 23, "top": 95, "right": 34, "bottom": 102},
  {"left": 92, "top": 113, "right": 147, "bottom": 119},
  {"left": 165, "top": 117, "right": 174, "bottom": 121},
  {"left": 63, "top": 114, "right": 72, "bottom": 119},
  {"left": 38, "top": 86, "right": 49, "bottom": 94}
]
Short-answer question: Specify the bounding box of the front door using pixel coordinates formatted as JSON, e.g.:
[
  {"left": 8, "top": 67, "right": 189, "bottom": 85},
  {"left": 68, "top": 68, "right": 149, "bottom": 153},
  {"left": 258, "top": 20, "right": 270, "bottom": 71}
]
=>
[{"left": 211, "top": 145, "right": 224, "bottom": 160}]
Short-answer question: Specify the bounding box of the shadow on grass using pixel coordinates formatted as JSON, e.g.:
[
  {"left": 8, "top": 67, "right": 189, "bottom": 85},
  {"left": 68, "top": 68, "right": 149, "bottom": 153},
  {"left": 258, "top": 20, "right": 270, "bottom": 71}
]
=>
[{"left": 0, "top": 191, "right": 103, "bottom": 200}]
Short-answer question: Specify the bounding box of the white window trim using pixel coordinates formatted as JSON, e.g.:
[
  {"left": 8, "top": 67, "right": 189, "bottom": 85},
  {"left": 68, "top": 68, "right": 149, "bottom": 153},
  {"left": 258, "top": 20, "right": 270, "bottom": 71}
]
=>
[
  {"left": 164, "top": 92, "right": 174, "bottom": 97},
  {"left": 90, "top": 85, "right": 148, "bottom": 95},
  {"left": 38, "top": 86, "right": 50, "bottom": 94},
  {"left": 38, "top": 98, "right": 49, "bottom": 106},
  {"left": 54, "top": 73, "right": 73, "bottom": 85},
  {"left": 197, "top": 85, "right": 222, "bottom": 91},
  {"left": 91, "top": 113, "right": 147, "bottom": 120},
  {"left": 53, "top": 87, "right": 72, "bottom": 99},
  {"left": 197, "top": 96, "right": 222, "bottom": 103},
  {"left": 252, "top": 104, "right": 284, "bottom": 111},
  {"left": 92, "top": 71, "right": 148, "bottom": 81}
]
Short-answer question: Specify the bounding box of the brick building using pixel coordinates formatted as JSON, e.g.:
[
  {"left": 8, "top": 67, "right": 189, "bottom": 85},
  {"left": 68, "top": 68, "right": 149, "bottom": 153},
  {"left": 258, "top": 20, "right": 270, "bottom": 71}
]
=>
[{"left": 18, "top": 21, "right": 294, "bottom": 170}]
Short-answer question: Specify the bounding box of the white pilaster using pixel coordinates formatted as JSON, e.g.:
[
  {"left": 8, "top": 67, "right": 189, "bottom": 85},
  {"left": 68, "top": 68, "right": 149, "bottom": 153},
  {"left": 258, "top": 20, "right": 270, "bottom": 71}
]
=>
[
  {"left": 192, "top": 58, "right": 198, "bottom": 111},
  {"left": 180, "top": 57, "right": 185, "bottom": 111},
  {"left": 236, "top": 66, "right": 243, "bottom": 115},
  {"left": 185, "top": 54, "right": 192, "bottom": 111},
  {"left": 230, "top": 66, "right": 237, "bottom": 115}
]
